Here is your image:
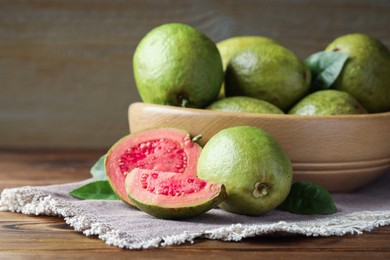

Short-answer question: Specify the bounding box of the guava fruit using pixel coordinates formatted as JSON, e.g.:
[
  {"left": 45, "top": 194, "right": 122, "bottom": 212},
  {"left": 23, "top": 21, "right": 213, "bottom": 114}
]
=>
[
  {"left": 197, "top": 126, "right": 293, "bottom": 216},
  {"left": 125, "top": 168, "right": 226, "bottom": 219},
  {"left": 224, "top": 44, "right": 311, "bottom": 111},
  {"left": 324, "top": 33, "right": 390, "bottom": 113},
  {"left": 217, "top": 36, "right": 279, "bottom": 71},
  {"left": 288, "top": 89, "right": 367, "bottom": 115},
  {"left": 216, "top": 36, "right": 279, "bottom": 98},
  {"left": 207, "top": 96, "right": 284, "bottom": 114},
  {"left": 133, "top": 23, "right": 223, "bottom": 108},
  {"left": 105, "top": 128, "right": 202, "bottom": 206}
]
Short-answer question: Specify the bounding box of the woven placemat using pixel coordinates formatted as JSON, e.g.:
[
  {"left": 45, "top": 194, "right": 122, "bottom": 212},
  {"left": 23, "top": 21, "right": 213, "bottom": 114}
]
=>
[{"left": 1, "top": 170, "right": 389, "bottom": 249}]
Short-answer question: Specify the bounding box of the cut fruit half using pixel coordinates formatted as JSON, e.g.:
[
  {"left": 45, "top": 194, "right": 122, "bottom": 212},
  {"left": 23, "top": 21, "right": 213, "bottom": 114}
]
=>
[
  {"left": 105, "top": 128, "right": 202, "bottom": 206},
  {"left": 125, "top": 168, "right": 226, "bottom": 219}
]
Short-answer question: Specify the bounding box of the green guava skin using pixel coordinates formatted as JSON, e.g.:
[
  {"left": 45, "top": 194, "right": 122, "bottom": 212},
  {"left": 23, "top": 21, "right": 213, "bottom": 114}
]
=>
[
  {"left": 325, "top": 33, "right": 390, "bottom": 113},
  {"left": 217, "top": 36, "right": 279, "bottom": 71},
  {"left": 133, "top": 23, "right": 223, "bottom": 108},
  {"left": 216, "top": 36, "right": 279, "bottom": 98},
  {"left": 288, "top": 89, "right": 368, "bottom": 115},
  {"left": 207, "top": 96, "right": 284, "bottom": 114},
  {"left": 224, "top": 44, "right": 311, "bottom": 111},
  {"left": 197, "top": 126, "right": 293, "bottom": 216}
]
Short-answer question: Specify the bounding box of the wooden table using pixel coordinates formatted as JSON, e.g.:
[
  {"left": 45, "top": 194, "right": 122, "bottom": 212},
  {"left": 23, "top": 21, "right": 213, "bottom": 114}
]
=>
[{"left": 1, "top": 149, "right": 389, "bottom": 259}]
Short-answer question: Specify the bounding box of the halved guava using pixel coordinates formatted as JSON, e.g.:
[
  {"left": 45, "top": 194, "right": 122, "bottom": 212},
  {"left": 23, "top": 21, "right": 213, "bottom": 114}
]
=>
[
  {"left": 105, "top": 128, "right": 202, "bottom": 206},
  {"left": 125, "top": 168, "right": 226, "bottom": 219}
]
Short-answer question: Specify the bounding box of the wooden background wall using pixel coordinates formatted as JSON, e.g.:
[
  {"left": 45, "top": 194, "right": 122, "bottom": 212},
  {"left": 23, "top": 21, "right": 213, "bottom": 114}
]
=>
[{"left": 1, "top": 0, "right": 389, "bottom": 149}]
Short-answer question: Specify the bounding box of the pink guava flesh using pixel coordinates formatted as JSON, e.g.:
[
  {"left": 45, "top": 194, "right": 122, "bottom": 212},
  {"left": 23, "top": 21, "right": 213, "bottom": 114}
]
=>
[
  {"left": 118, "top": 138, "right": 188, "bottom": 174},
  {"left": 105, "top": 128, "right": 201, "bottom": 205}
]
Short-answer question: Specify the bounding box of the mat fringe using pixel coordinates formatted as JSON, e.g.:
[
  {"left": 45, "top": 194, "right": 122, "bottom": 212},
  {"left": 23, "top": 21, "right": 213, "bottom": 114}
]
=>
[{"left": 1, "top": 186, "right": 390, "bottom": 250}]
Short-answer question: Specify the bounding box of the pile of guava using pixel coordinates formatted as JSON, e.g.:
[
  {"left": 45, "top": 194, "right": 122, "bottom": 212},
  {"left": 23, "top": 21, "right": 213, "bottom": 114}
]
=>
[
  {"left": 105, "top": 23, "right": 390, "bottom": 219},
  {"left": 134, "top": 23, "right": 390, "bottom": 114}
]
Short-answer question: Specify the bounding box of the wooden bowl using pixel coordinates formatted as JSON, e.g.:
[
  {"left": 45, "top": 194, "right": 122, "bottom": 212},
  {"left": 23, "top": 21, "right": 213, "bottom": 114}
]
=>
[{"left": 128, "top": 102, "right": 390, "bottom": 192}]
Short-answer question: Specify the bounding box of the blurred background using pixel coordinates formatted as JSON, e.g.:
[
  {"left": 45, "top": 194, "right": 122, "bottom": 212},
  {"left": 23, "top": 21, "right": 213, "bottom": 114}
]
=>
[{"left": 1, "top": 0, "right": 389, "bottom": 149}]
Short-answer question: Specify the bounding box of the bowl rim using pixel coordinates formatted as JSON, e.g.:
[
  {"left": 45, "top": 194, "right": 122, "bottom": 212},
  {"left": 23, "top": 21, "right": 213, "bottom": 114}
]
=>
[{"left": 130, "top": 102, "right": 390, "bottom": 121}]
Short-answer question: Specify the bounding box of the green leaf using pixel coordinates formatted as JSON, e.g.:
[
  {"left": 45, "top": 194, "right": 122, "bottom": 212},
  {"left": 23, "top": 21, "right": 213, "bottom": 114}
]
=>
[
  {"left": 305, "top": 51, "right": 348, "bottom": 89},
  {"left": 279, "top": 181, "right": 337, "bottom": 215},
  {"left": 69, "top": 181, "right": 119, "bottom": 200},
  {"left": 90, "top": 154, "right": 107, "bottom": 181}
]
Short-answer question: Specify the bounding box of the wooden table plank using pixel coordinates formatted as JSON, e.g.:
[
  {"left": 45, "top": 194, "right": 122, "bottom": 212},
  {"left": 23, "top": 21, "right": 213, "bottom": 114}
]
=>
[{"left": 0, "top": 149, "right": 389, "bottom": 259}]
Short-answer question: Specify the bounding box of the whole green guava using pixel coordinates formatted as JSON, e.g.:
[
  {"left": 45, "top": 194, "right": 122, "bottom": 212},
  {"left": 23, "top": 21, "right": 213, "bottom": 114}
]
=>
[
  {"left": 133, "top": 23, "right": 223, "bottom": 108},
  {"left": 325, "top": 33, "right": 390, "bottom": 113},
  {"left": 216, "top": 36, "right": 279, "bottom": 98},
  {"left": 224, "top": 44, "right": 311, "bottom": 111},
  {"left": 217, "top": 36, "right": 279, "bottom": 71},
  {"left": 207, "top": 96, "right": 284, "bottom": 114},
  {"left": 197, "top": 126, "right": 292, "bottom": 216},
  {"left": 288, "top": 89, "right": 367, "bottom": 115}
]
